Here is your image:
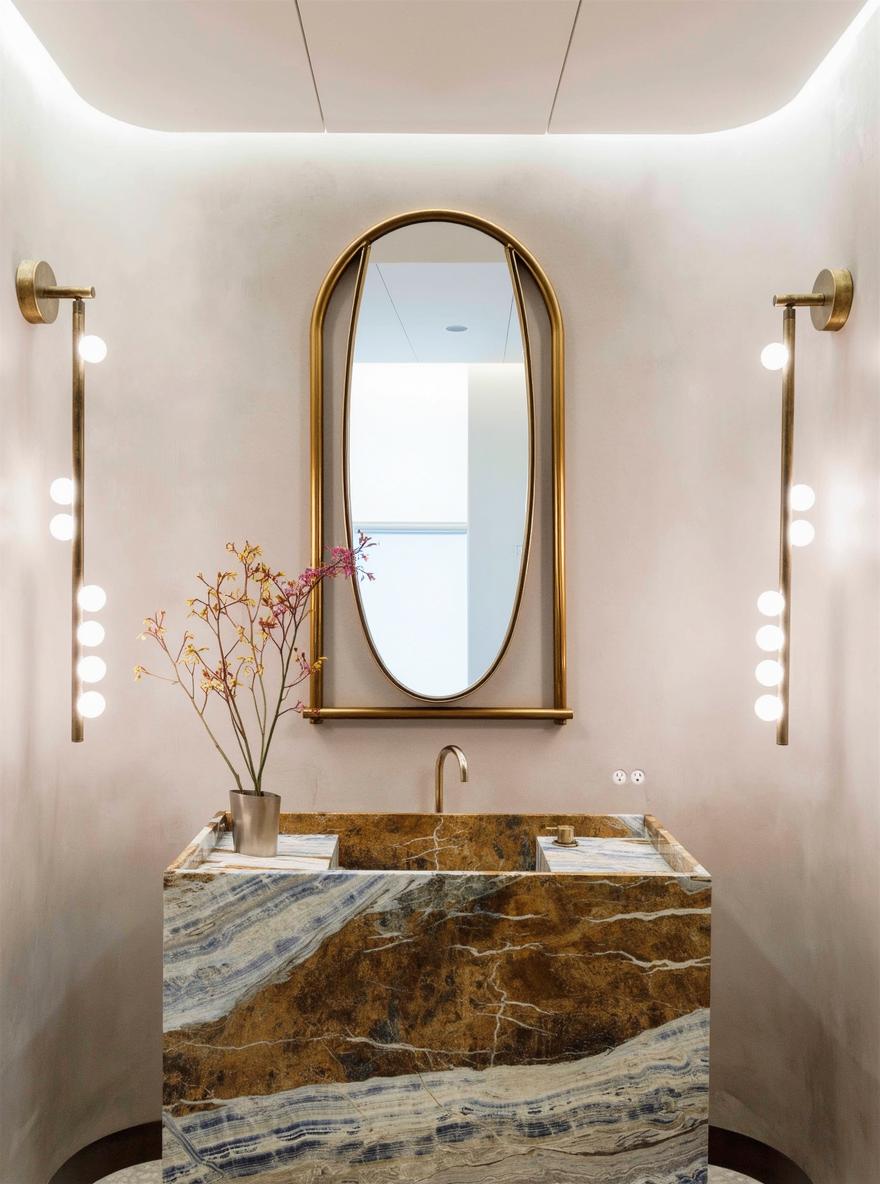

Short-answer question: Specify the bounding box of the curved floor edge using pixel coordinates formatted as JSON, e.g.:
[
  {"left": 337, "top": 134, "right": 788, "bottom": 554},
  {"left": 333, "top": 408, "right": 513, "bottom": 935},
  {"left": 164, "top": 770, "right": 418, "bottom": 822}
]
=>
[
  {"left": 47, "top": 1124, "right": 160, "bottom": 1184},
  {"left": 709, "top": 1127, "right": 813, "bottom": 1184},
  {"left": 48, "top": 1122, "right": 813, "bottom": 1184}
]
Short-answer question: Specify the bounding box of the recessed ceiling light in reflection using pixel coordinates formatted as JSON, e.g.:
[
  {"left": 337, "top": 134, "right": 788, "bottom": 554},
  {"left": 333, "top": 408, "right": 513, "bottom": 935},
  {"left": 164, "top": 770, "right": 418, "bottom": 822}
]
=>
[{"left": 445, "top": 324, "right": 468, "bottom": 333}]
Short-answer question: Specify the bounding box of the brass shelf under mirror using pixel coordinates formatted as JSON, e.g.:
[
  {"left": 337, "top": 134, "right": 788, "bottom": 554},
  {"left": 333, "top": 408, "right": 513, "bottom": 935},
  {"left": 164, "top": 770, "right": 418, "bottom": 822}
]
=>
[{"left": 307, "top": 210, "right": 570, "bottom": 724}]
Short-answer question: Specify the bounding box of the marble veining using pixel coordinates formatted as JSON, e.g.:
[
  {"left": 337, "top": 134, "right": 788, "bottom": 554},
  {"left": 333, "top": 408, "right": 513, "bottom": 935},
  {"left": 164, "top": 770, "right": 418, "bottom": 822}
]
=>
[
  {"left": 164, "top": 812, "right": 710, "bottom": 1183},
  {"left": 163, "top": 1009, "right": 710, "bottom": 1184}
]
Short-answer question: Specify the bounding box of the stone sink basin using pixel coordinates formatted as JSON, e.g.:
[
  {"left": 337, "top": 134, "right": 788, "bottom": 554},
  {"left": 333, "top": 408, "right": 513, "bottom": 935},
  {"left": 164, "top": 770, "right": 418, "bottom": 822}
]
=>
[{"left": 163, "top": 811, "right": 711, "bottom": 1183}]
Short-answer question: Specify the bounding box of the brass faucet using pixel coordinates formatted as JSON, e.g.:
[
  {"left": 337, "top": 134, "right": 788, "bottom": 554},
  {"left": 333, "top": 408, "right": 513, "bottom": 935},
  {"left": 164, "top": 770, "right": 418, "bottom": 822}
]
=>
[{"left": 435, "top": 745, "right": 468, "bottom": 813}]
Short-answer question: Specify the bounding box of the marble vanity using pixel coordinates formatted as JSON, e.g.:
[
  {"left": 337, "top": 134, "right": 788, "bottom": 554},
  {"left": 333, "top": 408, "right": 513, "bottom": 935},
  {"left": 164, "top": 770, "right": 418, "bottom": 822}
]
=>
[{"left": 163, "top": 811, "right": 710, "bottom": 1183}]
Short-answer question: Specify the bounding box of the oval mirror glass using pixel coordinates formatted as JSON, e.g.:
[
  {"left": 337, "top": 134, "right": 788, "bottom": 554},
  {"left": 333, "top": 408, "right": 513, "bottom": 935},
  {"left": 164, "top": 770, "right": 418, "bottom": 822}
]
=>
[{"left": 345, "top": 220, "right": 533, "bottom": 700}]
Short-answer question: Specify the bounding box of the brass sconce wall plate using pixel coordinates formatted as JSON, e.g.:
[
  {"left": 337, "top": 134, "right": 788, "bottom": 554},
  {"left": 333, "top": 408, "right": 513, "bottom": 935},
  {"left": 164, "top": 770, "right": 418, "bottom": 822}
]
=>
[
  {"left": 809, "top": 268, "right": 854, "bottom": 331},
  {"left": 16, "top": 260, "right": 100, "bottom": 742},
  {"left": 768, "top": 267, "right": 853, "bottom": 746}
]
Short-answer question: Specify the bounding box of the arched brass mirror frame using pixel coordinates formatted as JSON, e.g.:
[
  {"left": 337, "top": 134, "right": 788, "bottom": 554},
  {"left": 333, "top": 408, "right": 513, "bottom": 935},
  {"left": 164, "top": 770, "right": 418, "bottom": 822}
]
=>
[{"left": 306, "top": 210, "right": 570, "bottom": 723}]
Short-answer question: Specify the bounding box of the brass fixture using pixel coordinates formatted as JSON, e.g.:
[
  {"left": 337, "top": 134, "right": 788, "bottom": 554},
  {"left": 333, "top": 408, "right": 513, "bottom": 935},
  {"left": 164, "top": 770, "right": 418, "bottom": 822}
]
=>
[
  {"left": 434, "top": 744, "right": 468, "bottom": 813},
  {"left": 543, "top": 824, "right": 578, "bottom": 847},
  {"left": 305, "top": 209, "right": 570, "bottom": 724},
  {"left": 767, "top": 268, "right": 853, "bottom": 746},
  {"left": 16, "top": 260, "right": 102, "bottom": 742}
]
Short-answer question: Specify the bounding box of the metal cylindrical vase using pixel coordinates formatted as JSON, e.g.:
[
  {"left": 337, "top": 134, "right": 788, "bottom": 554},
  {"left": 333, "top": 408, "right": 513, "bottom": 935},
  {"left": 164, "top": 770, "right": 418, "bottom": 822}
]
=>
[{"left": 229, "top": 791, "right": 280, "bottom": 857}]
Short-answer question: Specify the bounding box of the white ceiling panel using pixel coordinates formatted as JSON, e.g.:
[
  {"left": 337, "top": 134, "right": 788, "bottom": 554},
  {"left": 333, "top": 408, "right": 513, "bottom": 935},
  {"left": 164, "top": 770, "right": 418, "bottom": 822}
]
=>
[
  {"left": 550, "top": 0, "right": 864, "bottom": 133},
  {"left": 11, "top": 0, "right": 867, "bottom": 133},
  {"left": 298, "top": 0, "right": 580, "bottom": 132},
  {"left": 12, "top": 0, "right": 323, "bottom": 131}
]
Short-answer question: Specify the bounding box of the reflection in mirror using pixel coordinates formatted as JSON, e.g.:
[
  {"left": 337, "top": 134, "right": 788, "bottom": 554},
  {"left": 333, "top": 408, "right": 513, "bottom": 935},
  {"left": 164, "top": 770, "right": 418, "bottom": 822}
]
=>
[{"left": 346, "top": 222, "right": 533, "bottom": 700}]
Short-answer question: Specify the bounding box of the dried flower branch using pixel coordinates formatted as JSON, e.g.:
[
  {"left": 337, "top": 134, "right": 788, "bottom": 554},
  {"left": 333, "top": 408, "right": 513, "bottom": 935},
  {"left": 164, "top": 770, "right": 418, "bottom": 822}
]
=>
[{"left": 136, "top": 535, "right": 374, "bottom": 794}]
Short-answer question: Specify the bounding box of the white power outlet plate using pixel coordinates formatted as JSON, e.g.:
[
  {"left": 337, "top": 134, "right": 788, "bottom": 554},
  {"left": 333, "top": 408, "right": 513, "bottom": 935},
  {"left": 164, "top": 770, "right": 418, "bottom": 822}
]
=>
[
  {"left": 630, "top": 769, "right": 646, "bottom": 785},
  {"left": 612, "top": 770, "right": 627, "bottom": 785}
]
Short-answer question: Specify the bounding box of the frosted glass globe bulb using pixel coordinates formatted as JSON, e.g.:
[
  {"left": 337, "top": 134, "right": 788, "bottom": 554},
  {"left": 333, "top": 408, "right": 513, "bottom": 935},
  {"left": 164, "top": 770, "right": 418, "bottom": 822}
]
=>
[
  {"left": 757, "top": 590, "right": 785, "bottom": 616},
  {"left": 78, "top": 335, "right": 107, "bottom": 363},
  {"left": 77, "top": 620, "right": 105, "bottom": 646},
  {"left": 755, "top": 694, "right": 784, "bottom": 722},
  {"left": 78, "top": 584, "right": 107, "bottom": 611},
  {"left": 755, "top": 659, "right": 783, "bottom": 687},
  {"left": 756, "top": 624, "right": 784, "bottom": 652},
  {"left": 49, "top": 513, "right": 74, "bottom": 540},
  {"left": 790, "top": 484, "right": 816, "bottom": 512},
  {"left": 789, "top": 519, "right": 815, "bottom": 547},
  {"left": 760, "top": 342, "right": 788, "bottom": 371},
  {"left": 76, "top": 690, "right": 106, "bottom": 719},
  {"left": 77, "top": 655, "right": 106, "bottom": 684},
  {"left": 49, "top": 477, "right": 74, "bottom": 506}
]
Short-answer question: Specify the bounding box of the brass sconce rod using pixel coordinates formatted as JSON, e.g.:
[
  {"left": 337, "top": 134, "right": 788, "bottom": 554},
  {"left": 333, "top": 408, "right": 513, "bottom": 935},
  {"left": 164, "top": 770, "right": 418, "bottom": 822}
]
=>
[
  {"left": 71, "top": 299, "right": 86, "bottom": 742},
  {"left": 16, "top": 261, "right": 98, "bottom": 742},
  {"left": 776, "top": 306, "right": 795, "bottom": 746},
  {"left": 766, "top": 268, "right": 853, "bottom": 745}
]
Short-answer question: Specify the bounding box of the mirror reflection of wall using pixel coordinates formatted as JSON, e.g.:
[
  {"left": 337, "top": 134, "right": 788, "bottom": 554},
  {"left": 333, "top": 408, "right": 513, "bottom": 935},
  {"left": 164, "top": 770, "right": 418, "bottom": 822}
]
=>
[{"left": 347, "top": 222, "right": 531, "bottom": 701}]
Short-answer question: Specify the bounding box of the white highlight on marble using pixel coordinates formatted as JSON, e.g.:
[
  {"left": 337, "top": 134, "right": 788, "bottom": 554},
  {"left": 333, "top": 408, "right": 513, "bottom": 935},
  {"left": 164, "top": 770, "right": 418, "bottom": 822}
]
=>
[
  {"left": 536, "top": 835, "right": 677, "bottom": 873},
  {"left": 204, "top": 832, "right": 339, "bottom": 872}
]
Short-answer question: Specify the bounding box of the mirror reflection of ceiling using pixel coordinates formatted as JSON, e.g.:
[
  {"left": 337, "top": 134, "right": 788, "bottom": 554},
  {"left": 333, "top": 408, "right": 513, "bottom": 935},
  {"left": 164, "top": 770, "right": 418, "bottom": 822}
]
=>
[
  {"left": 355, "top": 264, "right": 523, "bottom": 365},
  {"left": 357, "top": 225, "right": 523, "bottom": 365},
  {"left": 11, "top": 0, "right": 867, "bottom": 134}
]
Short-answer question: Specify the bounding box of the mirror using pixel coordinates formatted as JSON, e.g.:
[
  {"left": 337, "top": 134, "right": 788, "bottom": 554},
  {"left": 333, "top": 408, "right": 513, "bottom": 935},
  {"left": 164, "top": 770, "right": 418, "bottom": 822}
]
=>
[{"left": 344, "top": 221, "right": 534, "bottom": 701}]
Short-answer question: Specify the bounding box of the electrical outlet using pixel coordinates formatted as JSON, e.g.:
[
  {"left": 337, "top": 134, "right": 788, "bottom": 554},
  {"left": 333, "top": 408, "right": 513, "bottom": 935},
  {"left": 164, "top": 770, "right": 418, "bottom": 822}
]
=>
[
  {"left": 612, "top": 769, "right": 627, "bottom": 785},
  {"left": 630, "top": 769, "right": 646, "bottom": 785}
]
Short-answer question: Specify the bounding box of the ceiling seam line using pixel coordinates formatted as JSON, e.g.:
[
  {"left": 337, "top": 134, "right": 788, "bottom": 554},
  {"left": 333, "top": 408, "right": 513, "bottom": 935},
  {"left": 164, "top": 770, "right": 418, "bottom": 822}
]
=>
[
  {"left": 294, "top": 0, "right": 327, "bottom": 131},
  {"left": 376, "top": 265, "right": 420, "bottom": 363},
  {"left": 546, "top": 0, "right": 582, "bottom": 134},
  {"left": 502, "top": 295, "right": 514, "bottom": 363}
]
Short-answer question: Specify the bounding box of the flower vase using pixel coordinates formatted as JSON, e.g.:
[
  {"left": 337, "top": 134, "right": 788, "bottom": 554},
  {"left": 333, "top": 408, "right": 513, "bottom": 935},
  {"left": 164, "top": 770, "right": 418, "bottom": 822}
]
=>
[{"left": 229, "top": 790, "right": 280, "bottom": 857}]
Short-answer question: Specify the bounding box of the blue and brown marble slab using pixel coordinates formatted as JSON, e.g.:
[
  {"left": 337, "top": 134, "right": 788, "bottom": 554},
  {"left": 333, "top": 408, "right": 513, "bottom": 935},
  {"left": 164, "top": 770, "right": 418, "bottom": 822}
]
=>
[
  {"left": 535, "top": 833, "right": 709, "bottom": 874},
  {"left": 164, "top": 812, "right": 710, "bottom": 1183}
]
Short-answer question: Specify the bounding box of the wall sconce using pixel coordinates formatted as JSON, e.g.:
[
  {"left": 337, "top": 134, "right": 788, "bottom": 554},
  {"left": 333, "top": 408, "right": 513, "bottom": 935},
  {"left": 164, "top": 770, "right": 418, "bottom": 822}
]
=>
[
  {"left": 16, "top": 260, "right": 107, "bottom": 742},
  {"left": 756, "top": 267, "right": 853, "bottom": 745}
]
